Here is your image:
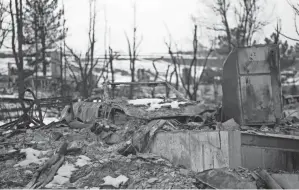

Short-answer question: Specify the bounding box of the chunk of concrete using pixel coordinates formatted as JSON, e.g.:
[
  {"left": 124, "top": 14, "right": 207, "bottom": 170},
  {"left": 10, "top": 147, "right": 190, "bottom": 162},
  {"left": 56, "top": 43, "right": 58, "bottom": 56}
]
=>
[
  {"left": 222, "top": 118, "right": 240, "bottom": 131},
  {"left": 150, "top": 130, "right": 241, "bottom": 172},
  {"left": 195, "top": 168, "right": 257, "bottom": 189},
  {"left": 271, "top": 174, "right": 299, "bottom": 189}
]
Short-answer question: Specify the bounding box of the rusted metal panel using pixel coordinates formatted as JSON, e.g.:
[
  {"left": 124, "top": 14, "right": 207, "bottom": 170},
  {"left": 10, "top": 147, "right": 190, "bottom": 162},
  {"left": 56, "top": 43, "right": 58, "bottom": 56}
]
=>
[
  {"left": 238, "top": 46, "right": 271, "bottom": 74},
  {"left": 222, "top": 50, "right": 242, "bottom": 123},
  {"left": 240, "top": 75, "right": 276, "bottom": 123},
  {"left": 222, "top": 44, "right": 282, "bottom": 125}
]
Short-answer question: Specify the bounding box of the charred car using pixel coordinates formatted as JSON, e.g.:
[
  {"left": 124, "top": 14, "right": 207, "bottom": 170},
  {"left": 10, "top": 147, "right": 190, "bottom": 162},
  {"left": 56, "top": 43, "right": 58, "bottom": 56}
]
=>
[{"left": 70, "top": 82, "right": 216, "bottom": 125}]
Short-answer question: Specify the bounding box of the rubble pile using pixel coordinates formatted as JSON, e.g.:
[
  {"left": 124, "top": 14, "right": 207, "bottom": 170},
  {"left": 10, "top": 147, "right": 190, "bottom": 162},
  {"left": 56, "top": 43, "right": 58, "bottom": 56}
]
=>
[
  {"left": 0, "top": 115, "right": 263, "bottom": 189},
  {"left": 2, "top": 98, "right": 299, "bottom": 189}
]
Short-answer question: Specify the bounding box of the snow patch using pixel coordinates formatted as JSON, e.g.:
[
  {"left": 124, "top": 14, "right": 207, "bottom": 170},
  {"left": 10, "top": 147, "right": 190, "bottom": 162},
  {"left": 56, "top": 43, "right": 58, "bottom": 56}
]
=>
[
  {"left": 46, "top": 162, "right": 77, "bottom": 188},
  {"left": 57, "top": 162, "right": 77, "bottom": 177},
  {"left": 2, "top": 130, "right": 12, "bottom": 135},
  {"left": 128, "top": 98, "right": 164, "bottom": 106},
  {"left": 43, "top": 117, "right": 59, "bottom": 125},
  {"left": 102, "top": 175, "right": 129, "bottom": 188},
  {"left": 14, "top": 148, "right": 48, "bottom": 167},
  {"left": 147, "top": 101, "right": 187, "bottom": 111},
  {"left": 75, "top": 155, "right": 91, "bottom": 167}
]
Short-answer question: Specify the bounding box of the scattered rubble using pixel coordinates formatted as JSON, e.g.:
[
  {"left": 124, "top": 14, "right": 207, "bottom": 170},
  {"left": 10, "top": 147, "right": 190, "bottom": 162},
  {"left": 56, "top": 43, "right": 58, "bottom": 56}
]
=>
[{"left": 2, "top": 84, "right": 299, "bottom": 189}]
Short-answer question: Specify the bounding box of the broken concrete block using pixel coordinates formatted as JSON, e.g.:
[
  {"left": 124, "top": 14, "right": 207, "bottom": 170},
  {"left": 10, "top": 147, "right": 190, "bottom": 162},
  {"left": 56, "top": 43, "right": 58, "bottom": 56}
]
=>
[
  {"left": 105, "top": 133, "right": 123, "bottom": 145},
  {"left": 195, "top": 168, "right": 257, "bottom": 189},
  {"left": 67, "top": 141, "right": 83, "bottom": 152},
  {"left": 100, "top": 131, "right": 113, "bottom": 140},
  {"left": 260, "top": 125, "right": 270, "bottom": 132},
  {"left": 271, "top": 173, "right": 299, "bottom": 189},
  {"left": 51, "top": 132, "right": 63, "bottom": 141},
  {"left": 147, "top": 177, "right": 158, "bottom": 184}
]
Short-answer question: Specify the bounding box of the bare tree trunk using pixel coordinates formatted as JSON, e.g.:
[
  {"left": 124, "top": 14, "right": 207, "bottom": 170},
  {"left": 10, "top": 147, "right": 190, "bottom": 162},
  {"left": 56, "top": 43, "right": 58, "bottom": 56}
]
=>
[
  {"left": 109, "top": 47, "right": 116, "bottom": 98},
  {"left": 10, "top": 0, "right": 26, "bottom": 113},
  {"left": 0, "top": 2, "right": 9, "bottom": 49},
  {"left": 41, "top": 27, "right": 46, "bottom": 76},
  {"left": 60, "top": 45, "right": 63, "bottom": 97}
]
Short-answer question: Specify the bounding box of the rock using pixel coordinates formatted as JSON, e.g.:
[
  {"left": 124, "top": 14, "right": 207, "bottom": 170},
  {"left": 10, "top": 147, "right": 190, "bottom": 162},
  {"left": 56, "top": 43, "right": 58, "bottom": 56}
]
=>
[
  {"left": 45, "top": 150, "right": 54, "bottom": 157},
  {"left": 105, "top": 133, "right": 123, "bottom": 145},
  {"left": 100, "top": 131, "right": 113, "bottom": 140},
  {"left": 33, "top": 133, "right": 48, "bottom": 143},
  {"left": 221, "top": 119, "right": 240, "bottom": 131},
  {"left": 24, "top": 170, "right": 33, "bottom": 176},
  {"left": 274, "top": 125, "right": 280, "bottom": 133},
  {"left": 195, "top": 168, "right": 257, "bottom": 189},
  {"left": 67, "top": 141, "right": 83, "bottom": 155},
  {"left": 68, "top": 141, "right": 83, "bottom": 149},
  {"left": 26, "top": 129, "right": 33, "bottom": 134},
  {"left": 260, "top": 125, "right": 270, "bottom": 132},
  {"left": 147, "top": 178, "right": 158, "bottom": 184},
  {"left": 179, "top": 169, "right": 189, "bottom": 176},
  {"left": 36, "top": 142, "right": 48, "bottom": 150},
  {"left": 51, "top": 131, "right": 63, "bottom": 141}
]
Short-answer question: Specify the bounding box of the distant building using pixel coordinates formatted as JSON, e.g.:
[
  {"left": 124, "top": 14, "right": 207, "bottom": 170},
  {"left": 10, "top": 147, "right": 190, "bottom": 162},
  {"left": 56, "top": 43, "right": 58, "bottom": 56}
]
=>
[{"left": 0, "top": 49, "right": 63, "bottom": 95}]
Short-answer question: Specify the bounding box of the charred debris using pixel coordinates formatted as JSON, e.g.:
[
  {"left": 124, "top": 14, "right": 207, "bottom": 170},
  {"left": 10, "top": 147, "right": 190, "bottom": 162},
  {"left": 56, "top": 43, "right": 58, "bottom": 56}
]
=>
[{"left": 2, "top": 45, "right": 299, "bottom": 189}]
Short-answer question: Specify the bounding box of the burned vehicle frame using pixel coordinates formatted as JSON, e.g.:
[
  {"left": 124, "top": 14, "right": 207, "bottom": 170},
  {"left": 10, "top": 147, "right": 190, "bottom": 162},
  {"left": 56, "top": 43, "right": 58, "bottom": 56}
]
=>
[{"left": 71, "top": 82, "right": 214, "bottom": 125}]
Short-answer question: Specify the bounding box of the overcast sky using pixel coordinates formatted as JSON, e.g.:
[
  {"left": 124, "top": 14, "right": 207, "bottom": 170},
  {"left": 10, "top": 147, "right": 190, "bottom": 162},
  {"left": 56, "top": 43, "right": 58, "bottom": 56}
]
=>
[{"left": 63, "top": 0, "right": 299, "bottom": 56}]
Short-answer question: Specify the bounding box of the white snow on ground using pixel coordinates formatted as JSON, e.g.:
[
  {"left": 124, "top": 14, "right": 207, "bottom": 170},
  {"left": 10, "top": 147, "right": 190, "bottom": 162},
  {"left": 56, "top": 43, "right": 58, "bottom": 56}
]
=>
[
  {"left": 128, "top": 98, "right": 187, "bottom": 110},
  {"left": 45, "top": 162, "right": 77, "bottom": 188},
  {"left": 147, "top": 101, "right": 187, "bottom": 111},
  {"left": 46, "top": 155, "right": 92, "bottom": 188},
  {"left": 128, "top": 98, "right": 164, "bottom": 106},
  {"left": 102, "top": 175, "right": 129, "bottom": 188},
  {"left": 57, "top": 162, "right": 77, "bottom": 177},
  {"left": 43, "top": 117, "right": 59, "bottom": 125},
  {"left": 14, "top": 148, "right": 48, "bottom": 167},
  {"left": 0, "top": 121, "right": 5, "bottom": 126},
  {"left": 75, "top": 155, "right": 91, "bottom": 167},
  {"left": 0, "top": 94, "right": 19, "bottom": 98},
  {"left": 95, "top": 59, "right": 207, "bottom": 85},
  {"left": 2, "top": 130, "right": 12, "bottom": 135}
]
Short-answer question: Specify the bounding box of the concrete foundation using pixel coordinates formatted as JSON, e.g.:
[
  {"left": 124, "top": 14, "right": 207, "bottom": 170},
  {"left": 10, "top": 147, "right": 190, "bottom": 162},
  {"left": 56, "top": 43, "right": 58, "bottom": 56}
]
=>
[
  {"left": 150, "top": 130, "right": 299, "bottom": 172},
  {"left": 150, "top": 130, "right": 241, "bottom": 172}
]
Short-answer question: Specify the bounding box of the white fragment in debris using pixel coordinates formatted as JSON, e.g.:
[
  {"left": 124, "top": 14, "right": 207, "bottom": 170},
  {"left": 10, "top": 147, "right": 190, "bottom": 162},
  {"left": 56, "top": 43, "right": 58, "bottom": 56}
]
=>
[
  {"left": 46, "top": 162, "right": 77, "bottom": 188},
  {"left": 45, "top": 176, "right": 69, "bottom": 188},
  {"left": 102, "top": 175, "right": 129, "bottom": 188},
  {"left": 8, "top": 149, "right": 17, "bottom": 153},
  {"left": 57, "top": 162, "right": 77, "bottom": 178},
  {"left": 2, "top": 130, "right": 13, "bottom": 135},
  {"left": 128, "top": 98, "right": 164, "bottom": 106},
  {"left": 147, "top": 101, "right": 187, "bottom": 111},
  {"left": 75, "top": 155, "right": 91, "bottom": 167},
  {"left": 89, "top": 188, "right": 100, "bottom": 190},
  {"left": 14, "top": 148, "right": 48, "bottom": 167},
  {"left": 43, "top": 117, "right": 59, "bottom": 125},
  {"left": 221, "top": 118, "right": 240, "bottom": 130},
  {"left": 29, "top": 123, "right": 35, "bottom": 127}
]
